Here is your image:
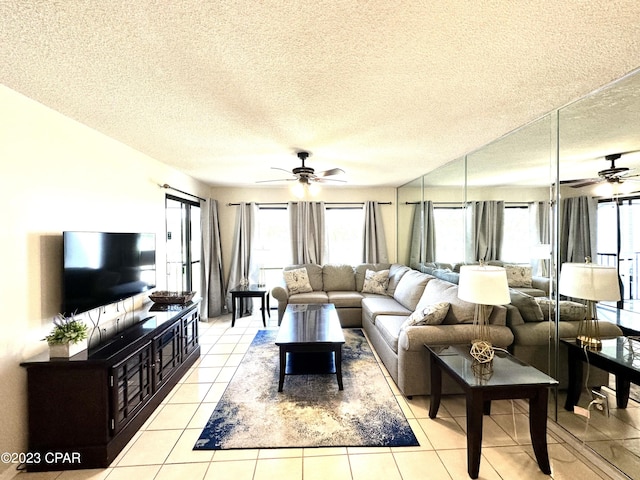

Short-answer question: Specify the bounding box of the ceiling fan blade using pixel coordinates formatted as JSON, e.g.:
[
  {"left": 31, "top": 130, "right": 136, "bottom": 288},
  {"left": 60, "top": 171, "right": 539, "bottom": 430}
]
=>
[
  {"left": 271, "top": 167, "right": 297, "bottom": 175},
  {"left": 256, "top": 178, "right": 298, "bottom": 183},
  {"left": 313, "top": 177, "right": 347, "bottom": 184},
  {"left": 561, "top": 178, "right": 601, "bottom": 188},
  {"left": 316, "top": 168, "right": 345, "bottom": 177}
]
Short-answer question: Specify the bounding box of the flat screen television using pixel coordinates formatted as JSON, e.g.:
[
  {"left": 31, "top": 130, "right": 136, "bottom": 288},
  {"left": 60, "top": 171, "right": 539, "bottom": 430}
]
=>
[{"left": 62, "top": 231, "right": 156, "bottom": 315}]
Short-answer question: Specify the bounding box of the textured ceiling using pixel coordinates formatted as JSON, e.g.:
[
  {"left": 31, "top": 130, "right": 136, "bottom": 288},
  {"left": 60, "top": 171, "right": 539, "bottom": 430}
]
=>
[{"left": 2, "top": 1, "right": 640, "bottom": 187}]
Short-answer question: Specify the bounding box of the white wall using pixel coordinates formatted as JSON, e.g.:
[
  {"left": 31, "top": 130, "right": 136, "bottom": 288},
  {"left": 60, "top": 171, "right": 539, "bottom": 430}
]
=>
[
  {"left": 0, "top": 86, "right": 210, "bottom": 461},
  {"left": 208, "top": 186, "right": 398, "bottom": 284}
]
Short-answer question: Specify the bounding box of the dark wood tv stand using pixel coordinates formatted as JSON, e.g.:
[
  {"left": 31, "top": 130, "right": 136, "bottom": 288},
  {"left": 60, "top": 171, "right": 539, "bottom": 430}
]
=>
[{"left": 20, "top": 301, "right": 200, "bottom": 472}]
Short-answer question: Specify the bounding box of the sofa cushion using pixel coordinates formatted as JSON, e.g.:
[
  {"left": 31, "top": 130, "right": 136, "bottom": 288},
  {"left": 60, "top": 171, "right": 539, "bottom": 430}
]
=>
[
  {"left": 362, "top": 269, "right": 390, "bottom": 294},
  {"left": 535, "top": 297, "right": 586, "bottom": 321},
  {"left": 288, "top": 292, "right": 329, "bottom": 304},
  {"left": 322, "top": 264, "right": 356, "bottom": 291},
  {"left": 505, "top": 264, "right": 533, "bottom": 288},
  {"left": 509, "top": 289, "right": 544, "bottom": 322},
  {"left": 361, "top": 297, "right": 412, "bottom": 324},
  {"left": 327, "top": 291, "right": 365, "bottom": 308},
  {"left": 375, "top": 315, "right": 407, "bottom": 353},
  {"left": 401, "top": 302, "right": 450, "bottom": 329},
  {"left": 421, "top": 279, "right": 477, "bottom": 325},
  {"left": 393, "top": 270, "right": 432, "bottom": 310},
  {"left": 283, "top": 267, "right": 313, "bottom": 294},
  {"left": 355, "top": 263, "right": 391, "bottom": 291},
  {"left": 387, "top": 264, "right": 411, "bottom": 296},
  {"left": 285, "top": 264, "right": 323, "bottom": 291}
]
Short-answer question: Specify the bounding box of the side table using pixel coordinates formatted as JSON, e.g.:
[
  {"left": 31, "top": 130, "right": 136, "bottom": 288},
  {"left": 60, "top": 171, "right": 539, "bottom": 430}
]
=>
[
  {"left": 426, "top": 345, "right": 557, "bottom": 479},
  {"left": 230, "top": 285, "right": 270, "bottom": 327}
]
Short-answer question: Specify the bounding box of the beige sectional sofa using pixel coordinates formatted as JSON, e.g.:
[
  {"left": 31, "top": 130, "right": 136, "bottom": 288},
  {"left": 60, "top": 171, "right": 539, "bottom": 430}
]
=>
[
  {"left": 272, "top": 262, "right": 514, "bottom": 396},
  {"left": 272, "top": 261, "right": 623, "bottom": 395}
]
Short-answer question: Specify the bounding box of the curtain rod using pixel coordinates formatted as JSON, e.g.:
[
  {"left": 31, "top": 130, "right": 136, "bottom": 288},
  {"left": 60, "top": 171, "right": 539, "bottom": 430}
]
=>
[
  {"left": 160, "top": 183, "right": 206, "bottom": 202},
  {"left": 404, "top": 201, "right": 534, "bottom": 206},
  {"left": 227, "top": 201, "right": 392, "bottom": 207}
]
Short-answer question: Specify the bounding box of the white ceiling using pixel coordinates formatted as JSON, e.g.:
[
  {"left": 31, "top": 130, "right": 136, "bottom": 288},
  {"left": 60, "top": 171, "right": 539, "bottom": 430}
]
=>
[{"left": 2, "top": 1, "right": 640, "bottom": 188}]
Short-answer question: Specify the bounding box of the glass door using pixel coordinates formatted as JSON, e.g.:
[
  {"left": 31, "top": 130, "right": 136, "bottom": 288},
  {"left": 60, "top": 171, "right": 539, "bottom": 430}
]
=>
[{"left": 165, "top": 195, "right": 201, "bottom": 293}]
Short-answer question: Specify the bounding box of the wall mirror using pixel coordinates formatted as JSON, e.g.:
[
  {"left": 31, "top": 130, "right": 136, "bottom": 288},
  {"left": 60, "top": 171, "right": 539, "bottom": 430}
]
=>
[
  {"left": 398, "top": 68, "right": 640, "bottom": 477},
  {"left": 556, "top": 69, "right": 640, "bottom": 476}
]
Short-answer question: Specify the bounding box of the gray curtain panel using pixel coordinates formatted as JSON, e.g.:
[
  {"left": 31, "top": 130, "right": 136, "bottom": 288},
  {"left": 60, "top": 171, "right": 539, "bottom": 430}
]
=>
[
  {"left": 559, "top": 195, "right": 597, "bottom": 266},
  {"left": 362, "top": 201, "right": 389, "bottom": 263},
  {"left": 226, "top": 202, "right": 258, "bottom": 314},
  {"left": 200, "top": 198, "right": 226, "bottom": 319},
  {"left": 530, "top": 201, "right": 551, "bottom": 276},
  {"left": 409, "top": 201, "right": 436, "bottom": 268},
  {"left": 465, "top": 200, "right": 505, "bottom": 262},
  {"left": 289, "top": 201, "right": 327, "bottom": 264}
]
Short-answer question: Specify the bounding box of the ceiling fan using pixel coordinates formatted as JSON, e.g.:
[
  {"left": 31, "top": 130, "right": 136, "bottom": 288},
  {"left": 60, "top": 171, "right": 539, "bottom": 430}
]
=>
[
  {"left": 257, "top": 151, "right": 346, "bottom": 185},
  {"left": 561, "top": 151, "right": 640, "bottom": 188}
]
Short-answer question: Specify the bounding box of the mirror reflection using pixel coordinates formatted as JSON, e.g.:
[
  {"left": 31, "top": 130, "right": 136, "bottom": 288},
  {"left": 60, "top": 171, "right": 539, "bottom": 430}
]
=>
[
  {"left": 556, "top": 70, "right": 640, "bottom": 477},
  {"left": 399, "top": 68, "right": 640, "bottom": 478}
]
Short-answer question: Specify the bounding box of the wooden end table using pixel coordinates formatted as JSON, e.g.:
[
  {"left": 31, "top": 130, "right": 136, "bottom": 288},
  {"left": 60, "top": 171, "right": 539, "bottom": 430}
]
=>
[
  {"left": 562, "top": 336, "right": 640, "bottom": 410},
  {"left": 275, "top": 304, "right": 345, "bottom": 392},
  {"left": 426, "top": 345, "right": 558, "bottom": 479},
  {"left": 230, "top": 284, "right": 270, "bottom": 327}
]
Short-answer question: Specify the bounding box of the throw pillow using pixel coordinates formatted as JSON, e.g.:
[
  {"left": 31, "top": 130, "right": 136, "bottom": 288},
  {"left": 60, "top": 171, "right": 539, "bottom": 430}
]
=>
[
  {"left": 509, "top": 289, "right": 544, "bottom": 322},
  {"left": 535, "top": 297, "right": 587, "bottom": 321},
  {"left": 362, "top": 269, "right": 390, "bottom": 294},
  {"left": 505, "top": 264, "right": 533, "bottom": 288},
  {"left": 401, "top": 302, "right": 450, "bottom": 329},
  {"left": 283, "top": 267, "right": 313, "bottom": 295}
]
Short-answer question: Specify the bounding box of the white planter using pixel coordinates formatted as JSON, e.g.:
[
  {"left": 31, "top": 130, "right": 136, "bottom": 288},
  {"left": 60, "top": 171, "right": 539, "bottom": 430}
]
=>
[{"left": 49, "top": 339, "right": 88, "bottom": 358}]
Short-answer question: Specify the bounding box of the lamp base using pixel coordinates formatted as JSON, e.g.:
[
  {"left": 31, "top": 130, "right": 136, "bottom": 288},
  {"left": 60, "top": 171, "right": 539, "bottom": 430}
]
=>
[{"left": 577, "top": 335, "right": 602, "bottom": 350}]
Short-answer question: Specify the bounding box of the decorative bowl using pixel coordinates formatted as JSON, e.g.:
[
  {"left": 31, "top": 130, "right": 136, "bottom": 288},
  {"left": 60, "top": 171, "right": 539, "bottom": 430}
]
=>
[{"left": 149, "top": 291, "right": 195, "bottom": 304}]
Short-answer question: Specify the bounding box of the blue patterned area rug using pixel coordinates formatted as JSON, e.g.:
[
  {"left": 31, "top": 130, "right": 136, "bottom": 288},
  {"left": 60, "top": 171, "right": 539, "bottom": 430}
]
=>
[{"left": 194, "top": 328, "right": 419, "bottom": 450}]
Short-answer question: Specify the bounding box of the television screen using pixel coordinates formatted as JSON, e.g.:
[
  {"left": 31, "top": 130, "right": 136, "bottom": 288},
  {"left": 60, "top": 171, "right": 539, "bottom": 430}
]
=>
[{"left": 63, "top": 231, "right": 156, "bottom": 315}]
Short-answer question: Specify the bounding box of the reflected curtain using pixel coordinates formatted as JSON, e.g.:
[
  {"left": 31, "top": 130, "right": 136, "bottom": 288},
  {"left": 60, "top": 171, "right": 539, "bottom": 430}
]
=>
[
  {"left": 362, "top": 201, "right": 388, "bottom": 263},
  {"left": 289, "top": 201, "right": 327, "bottom": 264},
  {"left": 530, "top": 201, "right": 551, "bottom": 276},
  {"left": 559, "top": 196, "right": 597, "bottom": 265},
  {"left": 409, "top": 201, "right": 436, "bottom": 268},
  {"left": 226, "top": 202, "right": 258, "bottom": 314},
  {"left": 200, "top": 199, "right": 226, "bottom": 319},
  {"left": 465, "top": 201, "right": 504, "bottom": 262}
]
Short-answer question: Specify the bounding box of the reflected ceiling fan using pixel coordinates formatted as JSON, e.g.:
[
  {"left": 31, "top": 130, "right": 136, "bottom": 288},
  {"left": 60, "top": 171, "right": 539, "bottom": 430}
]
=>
[
  {"left": 257, "top": 151, "right": 346, "bottom": 185},
  {"left": 561, "top": 151, "right": 640, "bottom": 188}
]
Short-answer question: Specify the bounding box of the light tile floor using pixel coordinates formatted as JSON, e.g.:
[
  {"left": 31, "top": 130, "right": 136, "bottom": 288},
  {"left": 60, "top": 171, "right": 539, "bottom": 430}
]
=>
[{"left": 7, "top": 312, "right": 630, "bottom": 480}]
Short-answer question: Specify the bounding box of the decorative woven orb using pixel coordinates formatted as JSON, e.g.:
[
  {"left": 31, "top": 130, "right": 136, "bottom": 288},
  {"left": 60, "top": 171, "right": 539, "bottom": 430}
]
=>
[{"left": 470, "top": 340, "right": 494, "bottom": 364}]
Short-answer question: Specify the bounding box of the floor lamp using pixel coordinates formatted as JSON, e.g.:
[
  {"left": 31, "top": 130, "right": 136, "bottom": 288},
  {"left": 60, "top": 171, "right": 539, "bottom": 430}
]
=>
[
  {"left": 559, "top": 261, "right": 621, "bottom": 350},
  {"left": 458, "top": 265, "right": 511, "bottom": 369}
]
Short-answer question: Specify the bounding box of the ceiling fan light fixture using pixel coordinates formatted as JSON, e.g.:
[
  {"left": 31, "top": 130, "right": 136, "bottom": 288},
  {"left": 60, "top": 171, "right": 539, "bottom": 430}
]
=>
[{"left": 291, "top": 177, "right": 320, "bottom": 199}]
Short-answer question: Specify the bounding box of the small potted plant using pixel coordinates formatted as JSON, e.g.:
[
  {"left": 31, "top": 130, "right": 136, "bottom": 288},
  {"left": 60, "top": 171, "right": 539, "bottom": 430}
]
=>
[{"left": 44, "top": 313, "right": 89, "bottom": 358}]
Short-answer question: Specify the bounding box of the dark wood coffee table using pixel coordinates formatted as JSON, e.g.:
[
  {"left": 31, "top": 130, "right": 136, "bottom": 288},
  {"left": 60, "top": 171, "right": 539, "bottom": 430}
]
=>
[
  {"left": 275, "top": 304, "right": 345, "bottom": 392},
  {"left": 426, "top": 345, "right": 558, "bottom": 479}
]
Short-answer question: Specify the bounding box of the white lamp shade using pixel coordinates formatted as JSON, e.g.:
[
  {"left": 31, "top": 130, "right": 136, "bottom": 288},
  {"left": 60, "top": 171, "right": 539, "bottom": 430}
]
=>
[
  {"left": 559, "top": 263, "right": 621, "bottom": 301},
  {"left": 458, "top": 265, "right": 511, "bottom": 305}
]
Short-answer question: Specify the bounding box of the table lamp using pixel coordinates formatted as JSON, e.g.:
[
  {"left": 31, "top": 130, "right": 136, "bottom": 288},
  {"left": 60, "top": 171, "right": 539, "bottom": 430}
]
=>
[
  {"left": 559, "top": 261, "right": 621, "bottom": 350},
  {"left": 458, "top": 264, "right": 511, "bottom": 365}
]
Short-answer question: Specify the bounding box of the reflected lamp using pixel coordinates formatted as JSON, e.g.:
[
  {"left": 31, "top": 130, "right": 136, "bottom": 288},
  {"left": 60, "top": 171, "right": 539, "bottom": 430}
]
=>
[{"left": 559, "top": 261, "right": 621, "bottom": 350}]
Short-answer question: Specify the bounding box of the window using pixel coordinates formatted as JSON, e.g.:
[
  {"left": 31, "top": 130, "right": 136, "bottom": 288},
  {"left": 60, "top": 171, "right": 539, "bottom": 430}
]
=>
[
  {"left": 433, "top": 207, "right": 465, "bottom": 264},
  {"left": 501, "top": 206, "right": 531, "bottom": 263},
  {"left": 165, "top": 196, "right": 201, "bottom": 293},
  {"left": 254, "top": 208, "right": 291, "bottom": 286},
  {"left": 597, "top": 197, "right": 640, "bottom": 305},
  {"left": 325, "top": 207, "right": 365, "bottom": 264}
]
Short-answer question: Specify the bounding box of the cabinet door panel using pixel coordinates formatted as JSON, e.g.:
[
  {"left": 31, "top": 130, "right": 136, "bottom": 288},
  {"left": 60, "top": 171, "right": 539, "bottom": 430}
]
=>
[
  {"left": 110, "top": 343, "right": 153, "bottom": 435},
  {"left": 153, "top": 323, "right": 182, "bottom": 389}
]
